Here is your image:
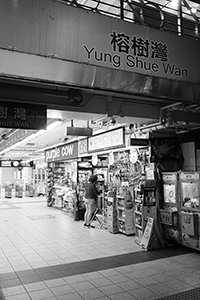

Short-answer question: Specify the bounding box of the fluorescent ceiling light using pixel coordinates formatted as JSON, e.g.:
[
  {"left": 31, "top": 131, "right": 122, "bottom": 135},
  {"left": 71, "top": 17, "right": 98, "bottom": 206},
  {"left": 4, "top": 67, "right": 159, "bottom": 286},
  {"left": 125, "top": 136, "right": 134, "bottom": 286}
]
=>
[
  {"left": 36, "top": 134, "right": 89, "bottom": 153},
  {"left": 36, "top": 141, "right": 65, "bottom": 153},
  {"left": 0, "top": 120, "right": 62, "bottom": 155},
  {"left": 23, "top": 155, "right": 45, "bottom": 163}
]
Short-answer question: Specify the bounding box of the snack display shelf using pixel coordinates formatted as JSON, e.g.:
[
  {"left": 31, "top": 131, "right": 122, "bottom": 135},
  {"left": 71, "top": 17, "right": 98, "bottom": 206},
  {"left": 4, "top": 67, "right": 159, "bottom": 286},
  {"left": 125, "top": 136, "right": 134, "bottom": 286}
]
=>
[
  {"left": 135, "top": 224, "right": 143, "bottom": 230},
  {"left": 117, "top": 206, "right": 124, "bottom": 211},
  {"left": 135, "top": 211, "right": 142, "bottom": 215}
]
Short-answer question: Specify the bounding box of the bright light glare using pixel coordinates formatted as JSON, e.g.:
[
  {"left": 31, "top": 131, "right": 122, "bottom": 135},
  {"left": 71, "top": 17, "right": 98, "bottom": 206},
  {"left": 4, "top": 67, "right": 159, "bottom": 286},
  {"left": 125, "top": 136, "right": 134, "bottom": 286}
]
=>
[
  {"left": 191, "top": 7, "right": 197, "bottom": 13},
  {"left": 170, "top": 0, "right": 179, "bottom": 9},
  {"left": 0, "top": 120, "right": 62, "bottom": 155},
  {"left": 23, "top": 155, "right": 45, "bottom": 163}
]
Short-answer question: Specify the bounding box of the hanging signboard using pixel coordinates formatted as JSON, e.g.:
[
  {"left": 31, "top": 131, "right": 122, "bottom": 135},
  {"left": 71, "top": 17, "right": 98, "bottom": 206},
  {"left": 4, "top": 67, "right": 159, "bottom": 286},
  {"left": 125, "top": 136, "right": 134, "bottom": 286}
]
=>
[
  {"left": 88, "top": 127, "right": 125, "bottom": 153},
  {"left": 0, "top": 160, "right": 12, "bottom": 167},
  {"left": 0, "top": 160, "right": 34, "bottom": 167},
  {"left": 0, "top": 101, "right": 47, "bottom": 130}
]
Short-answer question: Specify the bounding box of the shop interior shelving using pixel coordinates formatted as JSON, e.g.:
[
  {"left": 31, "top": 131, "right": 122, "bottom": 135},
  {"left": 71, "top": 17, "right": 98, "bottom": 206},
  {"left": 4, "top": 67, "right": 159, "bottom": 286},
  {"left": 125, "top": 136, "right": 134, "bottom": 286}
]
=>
[
  {"left": 106, "top": 187, "right": 119, "bottom": 233},
  {"left": 134, "top": 173, "right": 146, "bottom": 237},
  {"left": 52, "top": 185, "right": 65, "bottom": 209},
  {"left": 117, "top": 194, "right": 127, "bottom": 235},
  {"left": 46, "top": 166, "right": 54, "bottom": 207},
  {"left": 116, "top": 187, "right": 135, "bottom": 236},
  {"left": 51, "top": 162, "right": 66, "bottom": 208},
  {"left": 53, "top": 162, "right": 65, "bottom": 185},
  {"left": 46, "top": 162, "right": 76, "bottom": 214},
  {"left": 134, "top": 187, "right": 144, "bottom": 237}
]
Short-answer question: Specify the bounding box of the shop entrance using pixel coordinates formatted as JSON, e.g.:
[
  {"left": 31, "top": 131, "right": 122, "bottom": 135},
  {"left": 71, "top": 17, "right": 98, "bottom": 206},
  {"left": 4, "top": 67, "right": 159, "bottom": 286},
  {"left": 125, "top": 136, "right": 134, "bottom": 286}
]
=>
[{"left": 0, "top": 0, "right": 200, "bottom": 252}]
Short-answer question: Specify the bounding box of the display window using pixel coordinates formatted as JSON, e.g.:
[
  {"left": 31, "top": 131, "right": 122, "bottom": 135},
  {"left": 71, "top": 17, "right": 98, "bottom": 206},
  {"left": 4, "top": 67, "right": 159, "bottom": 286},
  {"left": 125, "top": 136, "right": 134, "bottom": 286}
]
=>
[
  {"left": 163, "top": 184, "right": 176, "bottom": 204},
  {"left": 181, "top": 182, "right": 199, "bottom": 209},
  {"left": 179, "top": 172, "right": 200, "bottom": 211}
]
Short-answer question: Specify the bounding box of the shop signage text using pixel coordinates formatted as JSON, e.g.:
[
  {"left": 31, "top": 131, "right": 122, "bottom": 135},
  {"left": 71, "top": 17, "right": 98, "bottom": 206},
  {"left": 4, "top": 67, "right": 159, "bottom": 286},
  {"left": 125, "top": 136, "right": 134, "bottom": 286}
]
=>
[
  {"left": 45, "top": 142, "right": 78, "bottom": 162},
  {"left": 83, "top": 30, "right": 188, "bottom": 79},
  {"left": 0, "top": 102, "right": 47, "bottom": 130},
  {"left": 78, "top": 139, "right": 88, "bottom": 155},
  {"left": 130, "top": 138, "right": 149, "bottom": 146},
  {"left": 1, "top": 1, "right": 200, "bottom": 87}
]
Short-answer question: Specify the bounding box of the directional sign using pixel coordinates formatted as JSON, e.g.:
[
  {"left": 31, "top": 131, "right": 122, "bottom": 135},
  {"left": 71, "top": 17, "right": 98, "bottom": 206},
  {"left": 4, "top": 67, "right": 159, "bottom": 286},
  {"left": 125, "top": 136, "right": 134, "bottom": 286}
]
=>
[
  {"left": 0, "top": 101, "right": 47, "bottom": 130},
  {"left": 0, "top": 160, "right": 34, "bottom": 167}
]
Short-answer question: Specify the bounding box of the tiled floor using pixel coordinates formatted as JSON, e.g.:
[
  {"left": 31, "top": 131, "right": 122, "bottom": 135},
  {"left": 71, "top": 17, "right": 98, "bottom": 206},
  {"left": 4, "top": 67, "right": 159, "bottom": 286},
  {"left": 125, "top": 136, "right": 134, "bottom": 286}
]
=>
[{"left": 0, "top": 196, "right": 200, "bottom": 300}]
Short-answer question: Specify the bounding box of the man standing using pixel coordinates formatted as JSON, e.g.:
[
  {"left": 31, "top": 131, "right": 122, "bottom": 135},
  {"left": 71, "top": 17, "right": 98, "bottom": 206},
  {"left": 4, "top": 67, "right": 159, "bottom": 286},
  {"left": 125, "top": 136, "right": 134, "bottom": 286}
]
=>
[{"left": 84, "top": 175, "right": 100, "bottom": 228}]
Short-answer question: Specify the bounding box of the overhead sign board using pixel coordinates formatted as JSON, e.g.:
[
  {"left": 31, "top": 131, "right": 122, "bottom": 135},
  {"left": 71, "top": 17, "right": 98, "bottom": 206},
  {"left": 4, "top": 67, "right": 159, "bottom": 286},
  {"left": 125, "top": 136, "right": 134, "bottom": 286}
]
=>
[
  {"left": 0, "top": 160, "right": 34, "bottom": 167},
  {"left": 65, "top": 127, "right": 93, "bottom": 136},
  {"left": 45, "top": 141, "right": 78, "bottom": 162},
  {"left": 0, "top": 1, "right": 200, "bottom": 84},
  {"left": 0, "top": 101, "right": 47, "bottom": 130},
  {"left": 88, "top": 127, "right": 125, "bottom": 152},
  {"left": 0, "top": 160, "right": 12, "bottom": 167}
]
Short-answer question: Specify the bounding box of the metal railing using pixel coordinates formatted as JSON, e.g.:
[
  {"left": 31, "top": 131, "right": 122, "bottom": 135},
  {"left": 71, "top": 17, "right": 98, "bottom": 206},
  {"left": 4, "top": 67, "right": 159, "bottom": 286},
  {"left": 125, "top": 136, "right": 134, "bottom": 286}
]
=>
[{"left": 60, "top": 0, "right": 200, "bottom": 39}]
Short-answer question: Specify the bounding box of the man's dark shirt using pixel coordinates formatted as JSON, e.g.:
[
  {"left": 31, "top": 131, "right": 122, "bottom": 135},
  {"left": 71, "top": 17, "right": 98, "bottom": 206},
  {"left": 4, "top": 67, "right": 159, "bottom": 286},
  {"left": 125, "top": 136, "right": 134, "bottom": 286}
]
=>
[{"left": 85, "top": 182, "right": 99, "bottom": 199}]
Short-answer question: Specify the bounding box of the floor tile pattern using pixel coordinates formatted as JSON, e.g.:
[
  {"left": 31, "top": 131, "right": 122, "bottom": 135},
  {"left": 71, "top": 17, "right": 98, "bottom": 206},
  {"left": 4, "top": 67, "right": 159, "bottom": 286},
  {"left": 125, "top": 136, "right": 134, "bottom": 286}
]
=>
[
  {"left": 0, "top": 196, "right": 200, "bottom": 300},
  {"left": 155, "top": 286, "right": 200, "bottom": 300}
]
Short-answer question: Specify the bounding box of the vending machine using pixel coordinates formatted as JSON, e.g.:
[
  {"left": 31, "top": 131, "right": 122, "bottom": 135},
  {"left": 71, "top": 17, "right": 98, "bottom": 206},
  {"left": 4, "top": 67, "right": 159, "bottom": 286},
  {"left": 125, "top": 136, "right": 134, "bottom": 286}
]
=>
[
  {"left": 179, "top": 172, "right": 200, "bottom": 251},
  {"left": 160, "top": 172, "right": 180, "bottom": 242},
  {"left": 143, "top": 179, "right": 157, "bottom": 229}
]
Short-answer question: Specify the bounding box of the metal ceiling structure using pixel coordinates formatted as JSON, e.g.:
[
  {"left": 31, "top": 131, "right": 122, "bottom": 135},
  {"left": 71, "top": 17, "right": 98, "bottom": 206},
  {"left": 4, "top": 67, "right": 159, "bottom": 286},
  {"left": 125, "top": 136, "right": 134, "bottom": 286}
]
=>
[
  {"left": 62, "top": 0, "right": 200, "bottom": 39},
  {"left": 0, "top": 0, "right": 200, "bottom": 162}
]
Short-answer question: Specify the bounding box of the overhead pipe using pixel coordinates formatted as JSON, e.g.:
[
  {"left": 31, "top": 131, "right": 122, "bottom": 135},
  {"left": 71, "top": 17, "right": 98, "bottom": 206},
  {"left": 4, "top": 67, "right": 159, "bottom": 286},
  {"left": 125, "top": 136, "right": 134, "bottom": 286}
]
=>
[
  {"left": 137, "top": 102, "right": 182, "bottom": 133},
  {"left": 138, "top": 122, "right": 167, "bottom": 133},
  {"left": 159, "top": 102, "right": 182, "bottom": 123},
  {"left": 131, "top": 101, "right": 200, "bottom": 135}
]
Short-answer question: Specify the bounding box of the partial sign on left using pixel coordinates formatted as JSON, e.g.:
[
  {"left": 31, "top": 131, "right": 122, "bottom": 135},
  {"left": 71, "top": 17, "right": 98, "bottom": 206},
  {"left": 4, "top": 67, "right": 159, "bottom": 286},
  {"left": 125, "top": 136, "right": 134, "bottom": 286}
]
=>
[{"left": 0, "top": 101, "right": 47, "bottom": 130}]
